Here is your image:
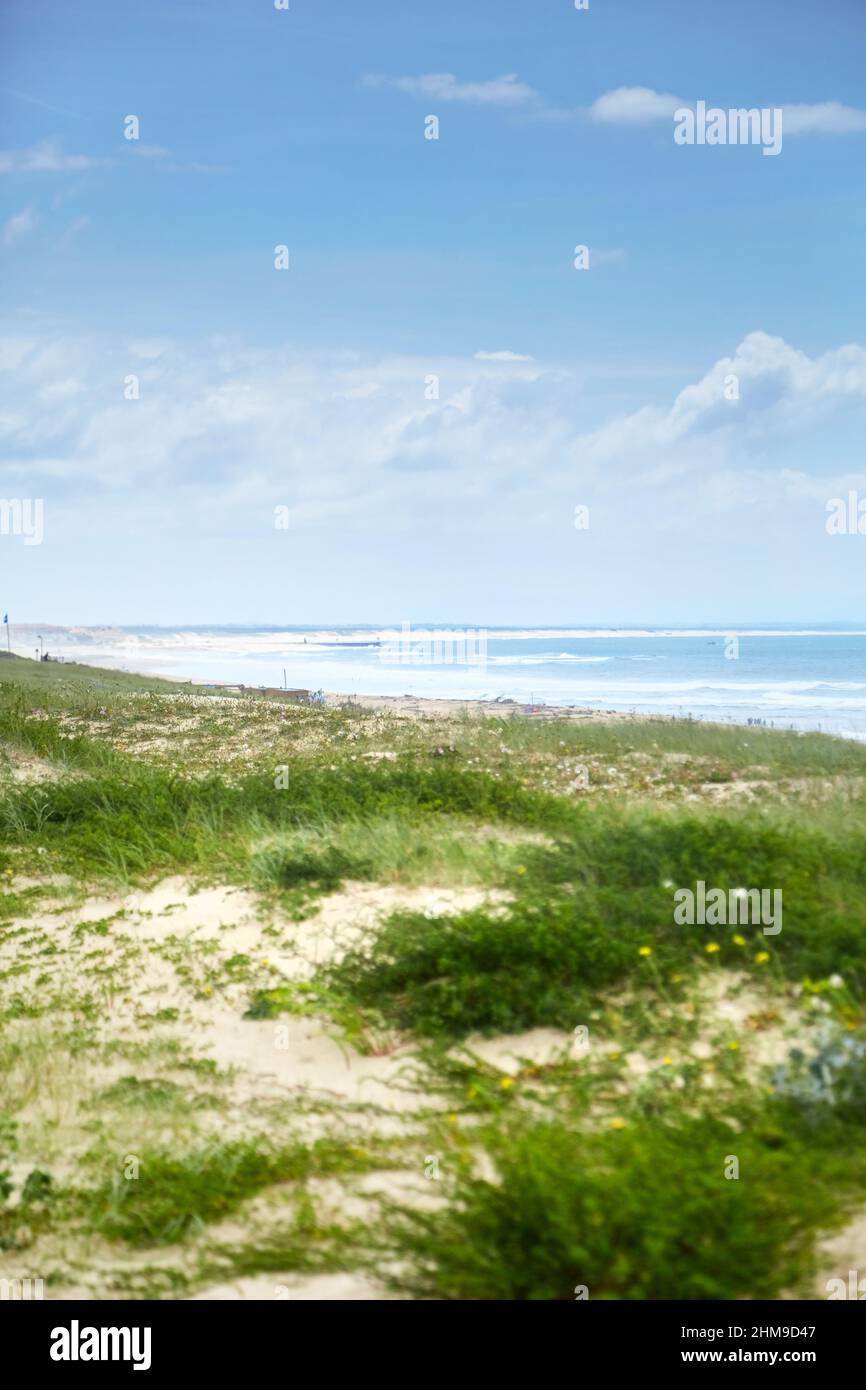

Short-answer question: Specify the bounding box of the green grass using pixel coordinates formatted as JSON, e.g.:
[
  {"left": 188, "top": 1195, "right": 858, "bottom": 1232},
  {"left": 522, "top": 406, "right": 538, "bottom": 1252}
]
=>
[
  {"left": 0, "top": 654, "right": 214, "bottom": 700},
  {"left": 86, "top": 1136, "right": 381, "bottom": 1247},
  {"left": 472, "top": 710, "right": 866, "bottom": 779},
  {"left": 0, "top": 741, "right": 565, "bottom": 884},
  {"left": 324, "top": 800, "right": 866, "bottom": 1039},
  {"left": 376, "top": 1099, "right": 863, "bottom": 1300},
  {"left": 200, "top": 1199, "right": 368, "bottom": 1286},
  {"left": 249, "top": 814, "right": 522, "bottom": 891},
  {"left": 3, "top": 655, "right": 866, "bottom": 1298}
]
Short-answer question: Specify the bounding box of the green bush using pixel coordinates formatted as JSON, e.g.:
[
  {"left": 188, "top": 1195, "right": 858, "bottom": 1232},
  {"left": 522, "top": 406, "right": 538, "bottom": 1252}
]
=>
[
  {"left": 380, "top": 1109, "right": 846, "bottom": 1300},
  {"left": 327, "top": 805, "right": 866, "bottom": 1039}
]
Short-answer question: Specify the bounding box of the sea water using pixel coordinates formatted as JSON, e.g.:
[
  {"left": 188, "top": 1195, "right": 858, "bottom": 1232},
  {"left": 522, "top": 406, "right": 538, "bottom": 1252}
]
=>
[{"left": 36, "top": 625, "right": 866, "bottom": 740}]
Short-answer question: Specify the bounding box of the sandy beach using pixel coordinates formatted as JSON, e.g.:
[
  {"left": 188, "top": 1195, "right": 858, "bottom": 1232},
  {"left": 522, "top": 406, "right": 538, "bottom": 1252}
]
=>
[
  {"left": 14, "top": 623, "right": 866, "bottom": 736},
  {"left": 321, "top": 691, "right": 643, "bottom": 721}
]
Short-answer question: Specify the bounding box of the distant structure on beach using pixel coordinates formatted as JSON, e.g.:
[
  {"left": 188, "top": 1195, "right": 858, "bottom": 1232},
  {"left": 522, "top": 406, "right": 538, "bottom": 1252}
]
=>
[{"left": 202, "top": 684, "right": 312, "bottom": 702}]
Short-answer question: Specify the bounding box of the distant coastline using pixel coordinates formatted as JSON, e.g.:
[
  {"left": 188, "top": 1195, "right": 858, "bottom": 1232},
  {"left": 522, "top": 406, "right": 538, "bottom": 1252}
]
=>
[
  {"left": 9, "top": 623, "right": 866, "bottom": 643},
  {"left": 9, "top": 624, "right": 866, "bottom": 740}
]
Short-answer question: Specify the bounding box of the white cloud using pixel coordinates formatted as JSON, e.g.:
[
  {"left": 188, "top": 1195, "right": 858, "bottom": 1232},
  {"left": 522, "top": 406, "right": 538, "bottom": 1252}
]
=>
[
  {"left": 362, "top": 72, "right": 538, "bottom": 107},
  {"left": 1, "top": 329, "right": 864, "bottom": 545},
  {"left": 781, "top": 102, "right": 866, "bottom": 134},
  {"left": 366, "top": 77, "right": 866, "bottom": 141},
  {"left": 0, "top": 138, "right": 109, "bottom": 174},
  {"left": 569, "top": 332, "right": 866, "bottom": 478},
  {"left": 128, "top": 338, "right": 174, "bottom": 360},
  {"left": 5, "top": 326, "right": 866, "bottom": 623},
  {"left": 344, "top": 382, "right": 380, "bottom": 399},
  {"left": 2, "top": 206, "right": 38, "bottom": 246},
  {"left": 130, "top": 144, "right": 173, "bottom": 160},
  {"left": 474, "top": 350, "right": 534, "bottom": 361},
  {"left": 126, "top": 144, "right": 230, "bottom": 173},
  {"left": 40, "top": 377, "right": 86, "bottom": 402},
  {"left": 590, "top": 87, "right": 686, "bottom": 125},
  {"left": 0, "top": 336, "right": 35, "bottom": 370},
  {"left": 590, "top": 87, "right": 866, "bottom": 136}
]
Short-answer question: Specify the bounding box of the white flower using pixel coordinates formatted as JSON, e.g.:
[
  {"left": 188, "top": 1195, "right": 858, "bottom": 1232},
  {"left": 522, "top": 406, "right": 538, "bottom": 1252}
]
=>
[{"left": 828, "top": 974, "right": 844, "bottom": 989}]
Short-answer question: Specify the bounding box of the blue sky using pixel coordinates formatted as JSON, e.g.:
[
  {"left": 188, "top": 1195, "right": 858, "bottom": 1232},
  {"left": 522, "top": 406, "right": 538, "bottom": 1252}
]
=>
[{"left": 1, "top": 0, "right": 865, "bottom": 625}]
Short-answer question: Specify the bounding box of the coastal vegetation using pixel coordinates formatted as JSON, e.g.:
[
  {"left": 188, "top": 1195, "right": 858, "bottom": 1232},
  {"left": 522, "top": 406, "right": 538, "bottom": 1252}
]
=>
[{"left": 1, "top": 654, "right": 865, "bottom": 1298}]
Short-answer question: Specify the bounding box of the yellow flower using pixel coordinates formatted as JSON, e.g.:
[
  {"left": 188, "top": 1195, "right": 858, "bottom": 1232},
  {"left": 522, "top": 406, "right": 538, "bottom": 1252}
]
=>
[
  {"left": 638, "top": 945, "right": 652, "bottom": 957},
  {"left": 727, "top": 1041, "right": 739, "bottom": 1051},
  {"left": 515, "top": 865, "right": 527, "bottom": 876},
  {"left": 669, "top": 973, "right": 683, "bottom": 983},
  {"left": 499, "top": 1076, "right": 514, "bottom": 1090},
  {"left": 705, "top": 942, "right": 721, "bottom": 954},
  {"left": 662, "top": 1056, "right": 673, "bottom": 1065},
  {"left": 732, "top": 934, "right": 746, "bottom": 946},
  {"left": 260, "top": 957, "right": 270, "bottom": 966},
  {"left": 755, "top": 951, "right": 770, "bottom": 965},
  {"left": 201, "top": 985, "right": 213, "bottom": 996},
  {"left": 609, "top": 1118, "right": 626, "bottom": 1130},
  {"left": 448, "top": 1112, "right": 459, "bottom": 1126}
]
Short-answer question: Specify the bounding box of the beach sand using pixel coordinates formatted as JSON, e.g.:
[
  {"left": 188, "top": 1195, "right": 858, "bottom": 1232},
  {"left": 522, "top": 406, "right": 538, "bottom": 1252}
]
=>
[{"left": 321, "top": 691, "right": 640, "bottom": 721}]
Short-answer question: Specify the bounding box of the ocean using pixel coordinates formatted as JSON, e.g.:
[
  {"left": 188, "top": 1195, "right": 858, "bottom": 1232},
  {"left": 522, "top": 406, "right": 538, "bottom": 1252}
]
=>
[{"left": 29, "top": 624, "right": 866, "bottom": 740}]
